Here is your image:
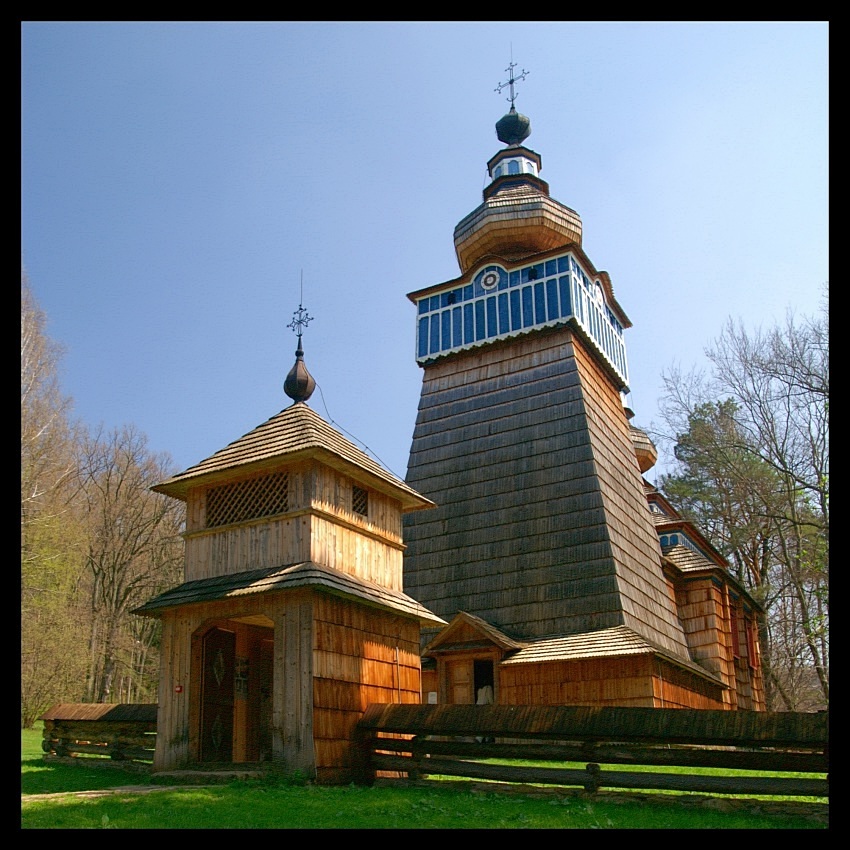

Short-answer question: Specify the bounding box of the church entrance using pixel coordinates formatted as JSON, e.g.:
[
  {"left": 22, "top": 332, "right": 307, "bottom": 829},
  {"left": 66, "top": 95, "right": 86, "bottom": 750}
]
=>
[
  {"left": 196, "top": 620, "right": 275, "bottom": 763},
  {"left": 474, "top": 659, "right": 494, "bottom": 705},
  {"left": 443, "top": 657, "right": 496, "bottom": 704}
]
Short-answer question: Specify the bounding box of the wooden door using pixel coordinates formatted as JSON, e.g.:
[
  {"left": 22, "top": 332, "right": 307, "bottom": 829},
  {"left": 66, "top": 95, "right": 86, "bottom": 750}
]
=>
[
  {"left": 246, "top": 633, "right": 274, "bottom": 762},
  {"left": 445, "top": 659, "right": 474, "bottom": 704},
  {"left": 200, "top": 627, "right": 235, "bottom": 762}
]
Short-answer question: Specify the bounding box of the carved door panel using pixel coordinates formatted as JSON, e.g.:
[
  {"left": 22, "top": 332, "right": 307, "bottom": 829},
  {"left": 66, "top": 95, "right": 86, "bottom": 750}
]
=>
[{"left": 200, "top": 627, "right": 235, "bottom": 762}]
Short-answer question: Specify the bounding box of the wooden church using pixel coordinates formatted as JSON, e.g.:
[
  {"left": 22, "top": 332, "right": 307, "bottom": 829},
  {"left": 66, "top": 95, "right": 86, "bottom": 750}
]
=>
[
  {"left": 134, "top": 318, "right": 445, "bottom": 781},
  {"left": 136, "top": 63, "right": 764, "bottom": 784},
  {"left": 401, "top": 65, "right": 765, "bottom": 712}
]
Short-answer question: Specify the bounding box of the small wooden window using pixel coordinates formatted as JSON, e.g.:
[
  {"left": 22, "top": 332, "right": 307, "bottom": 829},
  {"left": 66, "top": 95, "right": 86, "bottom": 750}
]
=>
[
  {"left": 205, "top": 471, "right": 289, "bottom": 528},
  {"left": 352, "top": 485, "right": 369, "bottom": 517}
]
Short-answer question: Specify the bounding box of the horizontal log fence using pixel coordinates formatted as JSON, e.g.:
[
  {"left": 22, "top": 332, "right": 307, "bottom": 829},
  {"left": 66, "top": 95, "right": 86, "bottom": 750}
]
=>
[
  {"left": 39, "top": 703, "right": 158, "bottom": 765},
  {"left": 354, "top": 704, "right": 829, "bottom": 800}
]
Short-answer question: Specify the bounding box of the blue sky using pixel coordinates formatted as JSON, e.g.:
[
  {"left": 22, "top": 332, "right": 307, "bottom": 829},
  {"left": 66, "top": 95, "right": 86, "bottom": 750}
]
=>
[{"left": 21, "top": 21, "right": 828, "bottom": 484}]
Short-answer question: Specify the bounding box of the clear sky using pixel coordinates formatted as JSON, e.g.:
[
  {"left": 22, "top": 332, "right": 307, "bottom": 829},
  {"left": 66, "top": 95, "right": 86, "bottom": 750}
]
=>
[{"left": 21, "top": 21, "right": 828, "bottom": 485}]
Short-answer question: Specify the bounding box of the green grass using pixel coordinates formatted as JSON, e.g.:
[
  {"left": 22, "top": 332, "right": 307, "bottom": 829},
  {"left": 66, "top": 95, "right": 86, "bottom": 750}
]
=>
[{"left": 21, "top": 725, "right": 827, "bottom": 829}]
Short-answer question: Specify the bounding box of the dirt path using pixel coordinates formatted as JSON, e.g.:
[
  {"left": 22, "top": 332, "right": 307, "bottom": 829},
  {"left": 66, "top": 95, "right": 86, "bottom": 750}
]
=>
[{"left": 22, "top": 785, "right": 208, "bottom": 802}]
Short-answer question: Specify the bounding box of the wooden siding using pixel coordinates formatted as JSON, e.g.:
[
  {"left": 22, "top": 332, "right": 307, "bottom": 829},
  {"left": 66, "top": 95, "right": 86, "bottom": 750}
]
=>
[
  {"left": 676, "top": 578, "right": 735, "bottom": 697},
  {"left": 152, "top": 589, "right": 424, "bottom": 781},
  {"left": 312, "top": 594, "right": 422, "bottom": 784},
  {"left": 155, "top": 609, "right": 197, "bottom": 770},
  {"left": 184, "top": 514, "right": 307, "bottom": 580},
  {"left": 650, "top": 657, "right": 726, "bottom": 709},
  {"left": 309, "top": 462, "right": 404, "bottom": 543},
  {"left": 572, "top": 336, "right": 690, "bottom": 654},
  {"left": 309, "top": 514, "right": 403, "bottom": 591},
  {"left": 403, "top": 327, "right": 691, "bottom": 658},
  {"left": 673, "top": 576, "right": 765, "bottom": 710},
  {"left": 498, "top": 655, "right": 724, "bottom": 709},
  {"left": 277, "top": 595, "right": 315, "bottom": 776},
  {"left": 182, "top": 461, "right": 404, "bottom": 587},
  {"left": 500, "top": 655, "right": 653, "bottom": 707}
]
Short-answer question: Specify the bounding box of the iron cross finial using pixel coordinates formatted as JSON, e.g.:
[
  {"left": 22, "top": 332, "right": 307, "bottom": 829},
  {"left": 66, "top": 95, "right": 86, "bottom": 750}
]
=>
[
  {"left": 495, "top": 61, "right": 529, "bottom": 105},
  {"left": 287, "top": 271, "right": 313, "bottom": 339},
  {"left": 287, "top": 303, "right": 313, "bottom": 338}
]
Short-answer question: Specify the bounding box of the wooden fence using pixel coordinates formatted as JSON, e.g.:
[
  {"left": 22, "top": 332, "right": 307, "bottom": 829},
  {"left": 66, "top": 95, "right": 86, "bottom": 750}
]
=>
[
  {"left": 354, "top": 704, "right": 829, "bottom": 799},
  {"left": 39, "top": 703, "right": 158, "bottom": 764}
]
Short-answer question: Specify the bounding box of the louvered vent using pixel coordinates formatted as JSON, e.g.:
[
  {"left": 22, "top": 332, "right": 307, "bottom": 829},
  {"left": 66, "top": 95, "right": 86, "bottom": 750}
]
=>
[
  {"left": 206, "top": 471, "right": 289, "bottom": 528},
  {"left": 352, "top": 485, "right": 369, "bottom": 517}
]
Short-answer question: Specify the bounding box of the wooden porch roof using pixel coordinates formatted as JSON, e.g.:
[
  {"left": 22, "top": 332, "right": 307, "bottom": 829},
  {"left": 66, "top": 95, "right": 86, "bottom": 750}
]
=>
[
  {"left": 132, "top": 560, "right": 447, "bottom": 627},
  {"left": 422, "top": 610, "right": 526, "bottom": 656}
]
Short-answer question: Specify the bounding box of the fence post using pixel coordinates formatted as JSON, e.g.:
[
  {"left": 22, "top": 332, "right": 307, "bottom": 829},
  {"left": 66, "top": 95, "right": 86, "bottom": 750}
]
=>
[
  {"left": 409, "top": 735, "right": 428, "bottom": 780},
  {"left": 350, "top": 726, "right": 375, "bottom": 786},
  {"left": 583, "top": 762, "right": 602, "bottom": 794}
]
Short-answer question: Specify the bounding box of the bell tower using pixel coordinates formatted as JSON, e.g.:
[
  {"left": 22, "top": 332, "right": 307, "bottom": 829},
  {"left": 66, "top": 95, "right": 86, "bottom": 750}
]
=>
[{"left": 402, "top": 64, "right": 694, "bottom": 663}]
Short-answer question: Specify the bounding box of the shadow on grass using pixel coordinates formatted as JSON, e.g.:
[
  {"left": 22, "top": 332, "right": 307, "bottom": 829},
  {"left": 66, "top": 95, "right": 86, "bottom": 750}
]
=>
[{"left": 21, "top": 757, "right": 154, "bottom": 796}]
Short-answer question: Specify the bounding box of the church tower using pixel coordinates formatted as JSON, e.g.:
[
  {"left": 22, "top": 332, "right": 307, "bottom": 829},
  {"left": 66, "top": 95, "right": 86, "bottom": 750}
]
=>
[
  {"left": 136, "top": 305, "right": 444, "bottom": 781},
  {"left": 402, "top": 65, "right": 732, "bottom": 708}
]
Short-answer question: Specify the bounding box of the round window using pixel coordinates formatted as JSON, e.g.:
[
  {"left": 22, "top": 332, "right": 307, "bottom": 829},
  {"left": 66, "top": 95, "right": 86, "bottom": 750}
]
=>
[{"left": 481, "top": 269, "right": 500, "bottom": 290}]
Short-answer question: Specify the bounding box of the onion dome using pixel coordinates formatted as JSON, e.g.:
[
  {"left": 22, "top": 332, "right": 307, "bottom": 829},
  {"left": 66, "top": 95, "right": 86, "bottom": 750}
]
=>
[
  {"left": 495, "top": 104, "right": 531, "bottom": 146},
  {"left": 284, "top": 301, "right": 316, "bottom": 404},
  {"left": 453, "top": 64, "right": 583, "bottom": 274},
  {"left": 284, "top": 334, "right": 316, "bottom": 404},
  {"left": 453, "top": 138, "right": 583, "bottom": 274}
]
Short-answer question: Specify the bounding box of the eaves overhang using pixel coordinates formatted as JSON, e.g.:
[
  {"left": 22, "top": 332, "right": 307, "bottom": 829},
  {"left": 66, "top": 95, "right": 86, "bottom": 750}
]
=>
[{"left": 132, "top": 560, "right": 448, "bottom": 628}]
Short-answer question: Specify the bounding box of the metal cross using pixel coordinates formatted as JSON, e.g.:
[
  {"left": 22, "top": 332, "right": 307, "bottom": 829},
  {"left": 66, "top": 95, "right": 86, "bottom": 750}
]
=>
[
  {"left": 495, "top": 61, "right": 529, "bottom": 105},
  {"left": 287, "top": 303, "right": 313, "bottom": 337}
]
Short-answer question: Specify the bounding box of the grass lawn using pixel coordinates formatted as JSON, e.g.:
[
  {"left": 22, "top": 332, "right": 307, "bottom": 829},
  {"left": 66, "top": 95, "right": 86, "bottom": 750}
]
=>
[{"left": 21, "top": 725, "right": 828, "bottom": 829}]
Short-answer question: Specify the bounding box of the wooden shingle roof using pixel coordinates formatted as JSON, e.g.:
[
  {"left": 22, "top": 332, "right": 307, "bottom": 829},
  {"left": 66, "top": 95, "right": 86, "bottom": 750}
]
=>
[
  {"left": 500, "top": 625, "right": 654, "bottom": 664},
  {"left": 39, "top": 703, "right": 158, "bottom": 722},
  {"left": 662, "top": 543, "right": 717, "bottom": 573},
  {"left": 132, "top": 560, "right": 447, "bottom": 627},
  {"left": 661, "top": 546, "right": 763, "bottom": 613},
  {"left": 422, "top": 610, "right": 526, "bottom": 656},
  {"left": 500, "top": 625, "right": 723, "bottom": 684},
  {"left": 152, "top": 401, "right": 434, "bottom": 512}
]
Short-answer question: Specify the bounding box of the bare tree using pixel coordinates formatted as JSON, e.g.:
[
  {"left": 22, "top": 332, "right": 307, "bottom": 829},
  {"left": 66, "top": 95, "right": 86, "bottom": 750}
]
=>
[
  {"left": 74, "top": 425, "right": 184, "bottom": 704},
  {"left": 21, "top": 271, "right": 186, "bottom": 721},
  {"left": 21, "top": 270, "right": 88, "bottom": 726},
  {"left": 655, "top": 287, "right": 828, "bottom": 709},
  {"left": 21, "top": 269, "right": 76, "bottom": 559}
]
